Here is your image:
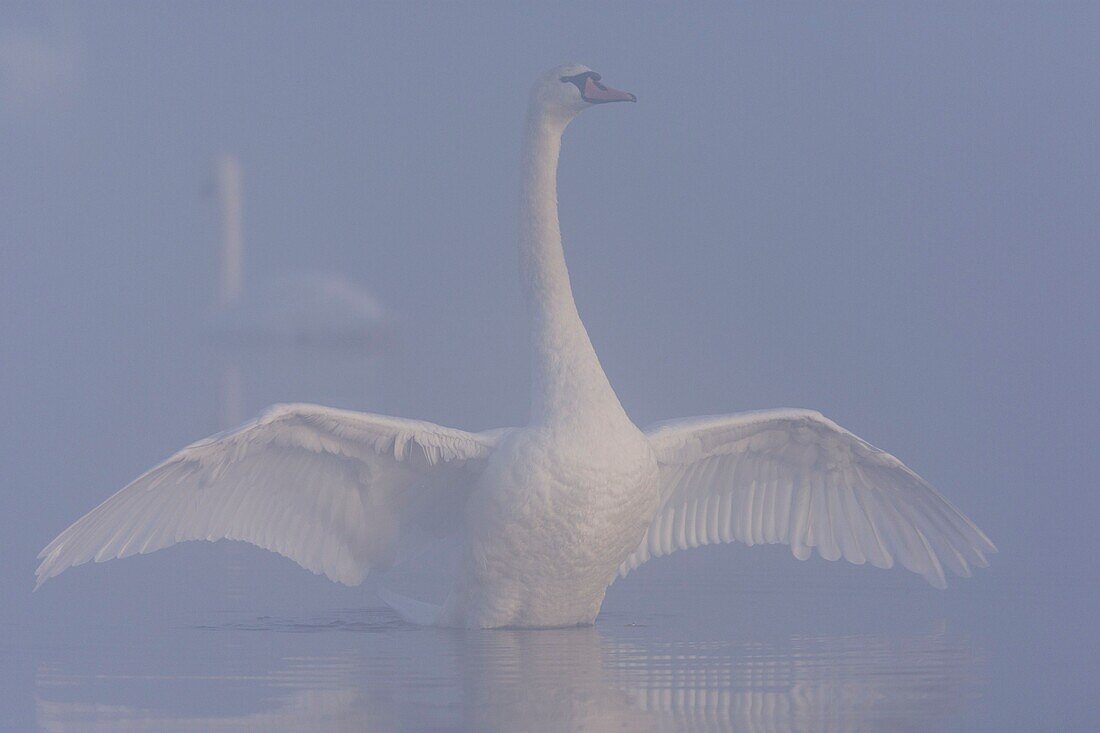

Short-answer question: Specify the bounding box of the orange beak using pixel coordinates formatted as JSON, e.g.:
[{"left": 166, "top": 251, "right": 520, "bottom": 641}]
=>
[{"left": 582, "top": 76, "right": 636, "bottom": 104}]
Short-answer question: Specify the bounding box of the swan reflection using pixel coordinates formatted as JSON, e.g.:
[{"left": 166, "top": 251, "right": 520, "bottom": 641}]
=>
[{"left": 36, "top": 612, "right": 980, "bottom": 732}]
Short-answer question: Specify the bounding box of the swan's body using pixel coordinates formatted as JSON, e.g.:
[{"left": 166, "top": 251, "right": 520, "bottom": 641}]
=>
[
  {"left": 36, "top": 65, "right": 995, "bottom": 628},
  {"left": 442, "top": 413, "right": 659, "bottom": 627}
]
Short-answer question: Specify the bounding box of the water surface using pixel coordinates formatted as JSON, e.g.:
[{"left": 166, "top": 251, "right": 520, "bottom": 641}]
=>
[{"left": 23, "top": 567, "right": 1007, "bottom": 732}]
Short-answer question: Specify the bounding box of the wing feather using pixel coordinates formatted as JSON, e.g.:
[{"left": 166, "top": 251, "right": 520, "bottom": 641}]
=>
[
  {"left": 621, "top": 409, "right": 995, "bottom": 586},
  {"left": 36, "top": 403, "right": 504, "bottom": 589}
]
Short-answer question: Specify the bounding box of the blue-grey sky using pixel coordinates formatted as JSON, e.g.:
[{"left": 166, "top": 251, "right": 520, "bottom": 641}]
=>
[{"left": 2, "top": 2, "right": 1098, "bottom": 727}]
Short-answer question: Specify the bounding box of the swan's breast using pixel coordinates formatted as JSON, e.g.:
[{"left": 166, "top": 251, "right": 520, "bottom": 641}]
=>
[{"left": 464, "top": 422, "right": 660, "bottom": 602}]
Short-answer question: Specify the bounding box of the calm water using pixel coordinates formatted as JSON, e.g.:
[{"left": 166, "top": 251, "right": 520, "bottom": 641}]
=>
[
  {"left": 28, "top": 606, "right": 982, "bottom": 732},
  {"left": 12, "top": 551, "right": 1077, "bottom": 733}
]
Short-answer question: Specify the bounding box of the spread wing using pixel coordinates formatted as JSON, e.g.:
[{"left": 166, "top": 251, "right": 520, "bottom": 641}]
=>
[
  {"left": 623, "top": 409, "right": 995, "bottom": 587},
  {"left": 36, "top": 403, "right": 505, "bottom": 588}
]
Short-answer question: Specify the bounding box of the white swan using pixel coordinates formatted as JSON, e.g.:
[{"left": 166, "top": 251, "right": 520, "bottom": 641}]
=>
[
  {"left": 35, "top": 65, "right": 995, "bottom": 628},
  {"left": 209, "top": 153, "right": 391, "bottom": 347}
]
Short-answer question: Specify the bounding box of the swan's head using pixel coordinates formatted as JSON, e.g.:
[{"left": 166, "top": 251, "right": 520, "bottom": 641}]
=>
[{"left": 530, "top": 64, "right": 635, "bottom": 124}]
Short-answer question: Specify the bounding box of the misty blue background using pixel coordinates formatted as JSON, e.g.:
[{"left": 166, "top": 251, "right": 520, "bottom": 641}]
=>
[{"left": 2, "top": 2, "right": 1097, "bottom": 731}]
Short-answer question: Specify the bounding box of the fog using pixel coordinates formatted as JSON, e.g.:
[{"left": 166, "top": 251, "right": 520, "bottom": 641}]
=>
[{"left": 2, "top": 2, "right": 1097, "bottom": 730}]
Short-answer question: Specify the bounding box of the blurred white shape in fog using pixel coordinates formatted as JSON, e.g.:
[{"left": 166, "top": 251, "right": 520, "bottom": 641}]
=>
[
  {"left": 209, "top": 153, "right": 392, "bottom": 349},
  {"left": 205, "top": 153, "right": 392, "bottom": 430},
  {"left": 214, "top": 154, "right": 244, "bottom": 308}
]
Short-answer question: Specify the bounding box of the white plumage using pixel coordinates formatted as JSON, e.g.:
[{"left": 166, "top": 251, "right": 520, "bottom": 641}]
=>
[
  {"left": 36, "top": 404, "right": 502, "bottom": 589},
  {"left": 622, "top": 409, "right": 995, "bottom": 588},
  {"left": 36, "top": 65, "right": 994, "bottom": 627}
]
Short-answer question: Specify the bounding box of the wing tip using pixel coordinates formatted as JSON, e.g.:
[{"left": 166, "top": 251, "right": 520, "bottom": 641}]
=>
[
  {"left": 33, "top": 560, "right": 63, "bottom": 591},
  {"left": 978, "top": 533, "right": 998, "bottom": 555}
]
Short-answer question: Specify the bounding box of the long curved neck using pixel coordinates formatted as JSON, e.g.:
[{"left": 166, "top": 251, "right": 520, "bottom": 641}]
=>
[{"left": 520, "top": 109, "right": 626, "bottom": 425}]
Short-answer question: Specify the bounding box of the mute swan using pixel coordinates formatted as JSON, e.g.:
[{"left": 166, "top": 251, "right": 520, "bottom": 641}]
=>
[
  {"left": 209, "top": 153, "right": 391, "bottom": 347},
  {"left": 35, "top": 65, "right": 995, "bottom": 628}
]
